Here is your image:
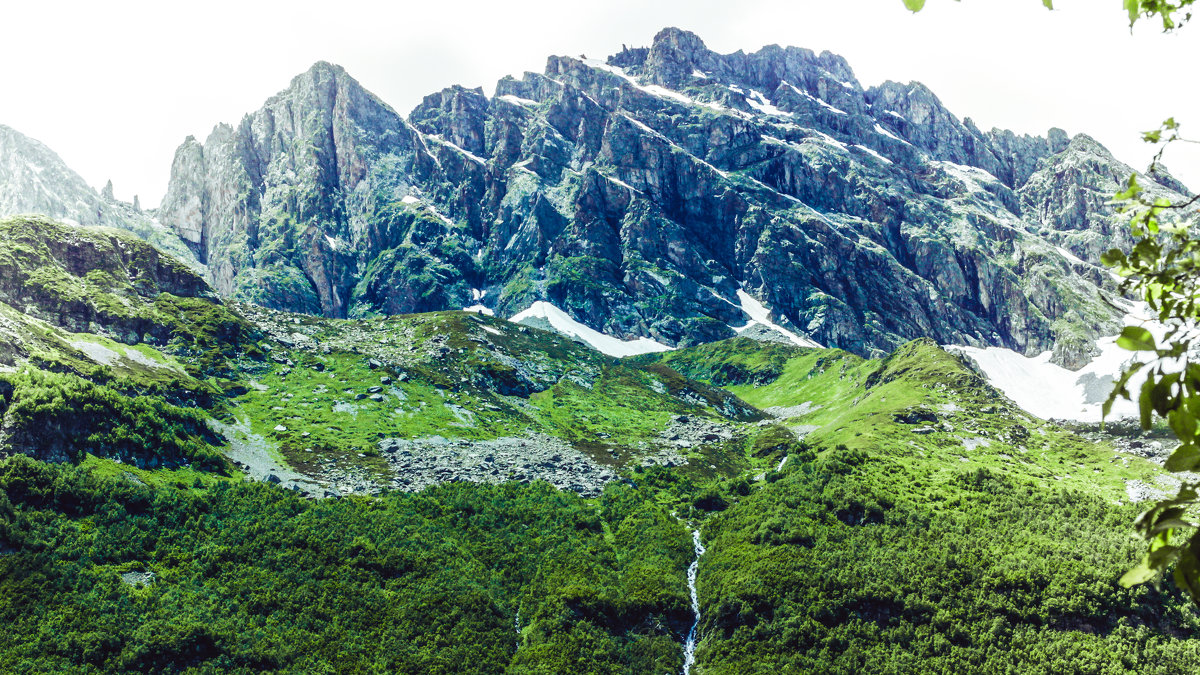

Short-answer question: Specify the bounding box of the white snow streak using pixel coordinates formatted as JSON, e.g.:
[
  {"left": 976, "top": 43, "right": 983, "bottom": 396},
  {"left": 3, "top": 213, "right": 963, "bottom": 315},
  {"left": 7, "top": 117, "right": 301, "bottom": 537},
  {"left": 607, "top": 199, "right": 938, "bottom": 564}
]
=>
[
  {"left": 510, "top": 301, "right": 672, "bottom": 357},
  {"left": 735, "top": 290, "right": 822, "bottom": 348},
  {"left": 784, "top": 82, "right": 847, "bottom": 115},
  {"left": 853, "top": 145, "right": 893, "bottom": 165},
  {"left": 874, "top": 123, "right": 912, "bottom": 146}
]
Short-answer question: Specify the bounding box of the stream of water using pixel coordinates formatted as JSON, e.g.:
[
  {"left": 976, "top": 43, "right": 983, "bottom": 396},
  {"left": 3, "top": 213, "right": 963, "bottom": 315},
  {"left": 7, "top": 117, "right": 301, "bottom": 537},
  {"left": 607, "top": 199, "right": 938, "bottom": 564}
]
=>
[{"left": 682, "top": 527, "right": 706, "bottom": 675}]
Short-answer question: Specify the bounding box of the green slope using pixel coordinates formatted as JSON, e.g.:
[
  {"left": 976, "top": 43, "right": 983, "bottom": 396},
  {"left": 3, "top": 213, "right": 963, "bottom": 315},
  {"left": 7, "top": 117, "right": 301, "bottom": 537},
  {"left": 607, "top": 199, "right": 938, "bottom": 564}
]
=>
[
  {"left": 638, "top": 337, "right": 1200, "bottom": 672},
  {"left": 1, "top": 216, "right": 1199, "bottom": 673}
]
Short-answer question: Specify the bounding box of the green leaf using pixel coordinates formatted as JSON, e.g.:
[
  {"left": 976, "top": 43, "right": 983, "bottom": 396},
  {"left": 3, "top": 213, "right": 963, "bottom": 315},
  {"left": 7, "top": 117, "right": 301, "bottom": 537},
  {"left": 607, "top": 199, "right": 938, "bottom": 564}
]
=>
[
  {"left": 1168, "top": 408, "right": 1198, "bottom": 442},
  {"left": 1125, "top": 0, "right": 1141, "bottom": 24},
  {"left": 1042, "top": 0, "right": 1053, "bottom": 7},
  {"left": 1166, "top": 444, "right": 1200, "bottom": 472},
  {"left": 1177, "top": 552, "right": 1200, "bottom": 600},
  {"left": 1140, "top": 377, "right": 1156, "bottom": 430},
  {"left": 1101, "top": 248, "right": 1127, "bottom": 268},
  {"left": 1117, "top": 326, "right": 1157, "bottom": 352},
  {"left": 1121, "top": 556, "right": 1161, "bottom": 587},
  {"left": 902, "top": 0, "right": 926, "bottom": 10},
  {"left": 1152, "top": 378, "right": 1178, "bottom": 416}
]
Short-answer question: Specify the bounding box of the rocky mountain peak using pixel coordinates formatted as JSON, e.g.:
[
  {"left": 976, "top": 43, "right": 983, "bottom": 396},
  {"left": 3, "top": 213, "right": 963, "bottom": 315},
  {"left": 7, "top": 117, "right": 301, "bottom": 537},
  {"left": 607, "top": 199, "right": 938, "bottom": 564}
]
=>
[
  {"left": 0, "top": 125, "right": 198, "bottom": 266},
  {"left": 150, "top": 30, "right": 1190, "bottom": 367},
  {"left": 409, "top": 85, "right": 490, "bottom": 156},
  {"left": 645, "top": 27, "right": 713, "bottom": 87}
]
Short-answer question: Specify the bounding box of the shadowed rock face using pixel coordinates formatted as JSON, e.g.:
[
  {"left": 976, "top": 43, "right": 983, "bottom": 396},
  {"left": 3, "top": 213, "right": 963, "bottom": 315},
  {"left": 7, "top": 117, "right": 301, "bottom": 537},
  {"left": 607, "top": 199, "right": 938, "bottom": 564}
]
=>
[{"left": 157, "top": 28, "right": 1187, "bottom": 365}]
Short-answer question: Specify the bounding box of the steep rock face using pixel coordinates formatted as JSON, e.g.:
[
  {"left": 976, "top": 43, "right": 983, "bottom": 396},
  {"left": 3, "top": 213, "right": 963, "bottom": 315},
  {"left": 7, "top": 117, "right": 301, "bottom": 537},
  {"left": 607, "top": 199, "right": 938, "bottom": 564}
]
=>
[
  {"left": 0, "top": 125, "right": 198, "bottom": 265},
  {"left": 1018, "top": 134, "right": 1188, "bottom": 264},
  {"left": 159, "top": 28, "right": 1180, "bottom": 363},
  {"left": 159, "top": 62, "right": 436, "bottom": 317}
]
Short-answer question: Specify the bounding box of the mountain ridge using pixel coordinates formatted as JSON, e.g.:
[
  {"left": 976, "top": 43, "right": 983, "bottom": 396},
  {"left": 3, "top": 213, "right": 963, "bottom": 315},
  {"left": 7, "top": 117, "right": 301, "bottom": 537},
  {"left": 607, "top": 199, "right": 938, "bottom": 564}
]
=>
[
  {"left": 151, "top": 27, "right": 1178, "bottom": 367},
  {"left": 0, "top": 28, "right": 1183, "bottom": 370}
]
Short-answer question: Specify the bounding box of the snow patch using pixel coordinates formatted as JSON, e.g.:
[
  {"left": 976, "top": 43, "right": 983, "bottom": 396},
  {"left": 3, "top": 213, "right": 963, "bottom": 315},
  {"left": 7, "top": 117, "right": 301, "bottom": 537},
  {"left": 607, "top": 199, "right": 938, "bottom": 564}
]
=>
[
  {"left": 853, "top": 145, "right": 893, "bottom": 165},
  {"left": 934, "top": 160, "right": 1001, "bottom": 193},
  {"left": 463, "top": 305, "right": 495, "bottom": 316},
  {"left": 810, "top": 131, "right": 848, "bottom": 152},
  {"left": 510, "top": 301, "right": 672, "bottom": 357},
  {"left": 735, "top": 290, "right": 822, "bottom": 348},
  {"left": 745, "top": 90, "right": 792, "bottom": 117},
  {"left": 640, "top": 84, "right": 694, "bottom": 105},
  {"left": 498, "top": 94, "right": 538, "bottom": 108},
  {"left": 950, "top": 307, "right": 1174, "bottom": 422}
]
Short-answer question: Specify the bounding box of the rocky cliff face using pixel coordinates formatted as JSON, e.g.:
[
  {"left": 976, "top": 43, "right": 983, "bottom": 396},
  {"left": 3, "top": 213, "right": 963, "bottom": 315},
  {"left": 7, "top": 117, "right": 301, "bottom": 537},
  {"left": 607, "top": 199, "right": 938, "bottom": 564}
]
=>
[
  {"left": 158, "top": 62, "right": 434, "bottom": 317},
  {"left": 158, "top": 28, "right": 1184, "bottom": 365},
  {"left": 0, "top": 125, "right": 199, "bottom": 267}
]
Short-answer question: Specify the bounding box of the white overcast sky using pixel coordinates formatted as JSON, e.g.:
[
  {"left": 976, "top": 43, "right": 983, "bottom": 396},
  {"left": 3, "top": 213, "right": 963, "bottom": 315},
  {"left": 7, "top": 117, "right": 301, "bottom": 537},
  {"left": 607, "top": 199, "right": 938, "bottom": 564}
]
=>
[{"left": 1, "top": 0, "right": 1196, "bottom": 207}]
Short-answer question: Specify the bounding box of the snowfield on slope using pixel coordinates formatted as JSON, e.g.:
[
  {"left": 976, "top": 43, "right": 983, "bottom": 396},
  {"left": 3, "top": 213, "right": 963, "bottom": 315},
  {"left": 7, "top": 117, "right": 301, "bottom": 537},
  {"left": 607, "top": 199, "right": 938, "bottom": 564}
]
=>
[
  {"left": 510, "top": 301, "right": 673, "bottom": 358},
  {"left": 950, "top": 306, "right": 1178, "bottom": 423}
]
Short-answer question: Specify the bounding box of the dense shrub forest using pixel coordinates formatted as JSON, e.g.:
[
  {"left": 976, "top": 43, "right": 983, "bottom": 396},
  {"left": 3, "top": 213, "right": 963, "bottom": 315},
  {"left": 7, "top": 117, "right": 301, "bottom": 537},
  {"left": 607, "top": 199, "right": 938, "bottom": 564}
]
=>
[
  {"left": 3, "top": 451, "right": 1200, "bottom": 673},
  {"left": 0, "top": 457, "right": 693, "bottom": 674}
]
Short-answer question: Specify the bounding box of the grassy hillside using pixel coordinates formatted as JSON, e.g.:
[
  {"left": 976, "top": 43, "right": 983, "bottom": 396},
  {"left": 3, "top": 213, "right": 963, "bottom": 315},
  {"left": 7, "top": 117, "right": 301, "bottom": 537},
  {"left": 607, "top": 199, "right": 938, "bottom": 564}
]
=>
[
  {"left": 2, "top": 216, "right": 1199, "bottom": 673},
  {"left": 638, "top": 337, "right": 1200, "bottom": 672}
]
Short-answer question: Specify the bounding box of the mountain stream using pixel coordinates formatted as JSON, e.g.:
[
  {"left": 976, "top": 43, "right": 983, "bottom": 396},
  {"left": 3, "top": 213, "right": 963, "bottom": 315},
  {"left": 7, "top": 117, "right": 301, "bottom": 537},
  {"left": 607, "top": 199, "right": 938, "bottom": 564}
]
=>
[{"left": 682, "top": 526, "right": 706, "bottom": 674}]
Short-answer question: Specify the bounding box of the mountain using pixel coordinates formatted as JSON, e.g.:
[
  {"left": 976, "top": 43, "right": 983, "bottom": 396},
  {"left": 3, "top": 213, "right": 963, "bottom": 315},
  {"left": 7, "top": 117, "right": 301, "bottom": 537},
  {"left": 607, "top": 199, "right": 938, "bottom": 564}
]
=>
[
  {"left": 5, "top": 29, "right": 1200, "bottom": 674},
  {"left": 157, "top": 28, "right": 1185, "bottom": 367},
  {"left": 0, "top": 125, "right": 200, "bottom": 267}
]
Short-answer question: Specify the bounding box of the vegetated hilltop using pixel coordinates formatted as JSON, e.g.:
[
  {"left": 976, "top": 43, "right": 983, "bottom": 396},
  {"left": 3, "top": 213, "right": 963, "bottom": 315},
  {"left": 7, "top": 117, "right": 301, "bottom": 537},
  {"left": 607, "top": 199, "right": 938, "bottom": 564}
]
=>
[
  {"left": 638, "top": 337, "right": 1200, "bottom": 671},
  {"left": 0, "top": 214, "right": 790, "bottom": 500},
  {"left": 3, "top": 325, "right": 1198, "bottom": 672},
  {"left": 0, "top": 215, "right": 254, "bottom": 470}
]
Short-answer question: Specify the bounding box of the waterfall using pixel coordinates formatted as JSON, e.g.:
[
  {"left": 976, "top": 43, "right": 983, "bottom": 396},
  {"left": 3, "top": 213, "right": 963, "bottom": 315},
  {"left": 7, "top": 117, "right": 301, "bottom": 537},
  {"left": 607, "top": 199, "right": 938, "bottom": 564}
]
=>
[
  {"left": 682, "top": 526, "right": 706, "bottom": 674},
  {"left": 776, "top": 454, "right": 788, "bottom": 472}
]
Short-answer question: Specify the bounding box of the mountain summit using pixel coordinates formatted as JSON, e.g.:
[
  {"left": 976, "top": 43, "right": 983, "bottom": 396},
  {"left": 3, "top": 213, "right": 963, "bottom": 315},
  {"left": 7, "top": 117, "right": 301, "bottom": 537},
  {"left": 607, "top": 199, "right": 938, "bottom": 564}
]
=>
[{"left": 156, "top": 28, "right": 1182, "bottom": 365}]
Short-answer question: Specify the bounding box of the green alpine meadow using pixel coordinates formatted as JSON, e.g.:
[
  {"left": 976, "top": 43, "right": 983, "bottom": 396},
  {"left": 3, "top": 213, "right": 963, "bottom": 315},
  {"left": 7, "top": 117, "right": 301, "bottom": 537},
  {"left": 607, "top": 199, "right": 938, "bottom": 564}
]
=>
[{"left": 3, "top": 4, "right": 1200, "bottom": 673}]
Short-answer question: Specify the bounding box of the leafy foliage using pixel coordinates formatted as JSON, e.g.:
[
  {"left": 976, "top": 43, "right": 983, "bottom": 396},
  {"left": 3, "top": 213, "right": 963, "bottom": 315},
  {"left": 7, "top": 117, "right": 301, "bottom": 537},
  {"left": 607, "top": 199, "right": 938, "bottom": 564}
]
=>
[
  {"left": 1100, "top": 130, "right": 1200, "bottom": 597},
  {"left": 696, "top": 455, "right": 1200, "bottom": 673},
  {"left": 902, "top": 0, "right": 1193, "bottom": 30},
  {"left": 0, "top": 457, "right": 692, "bottom": 674}
]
